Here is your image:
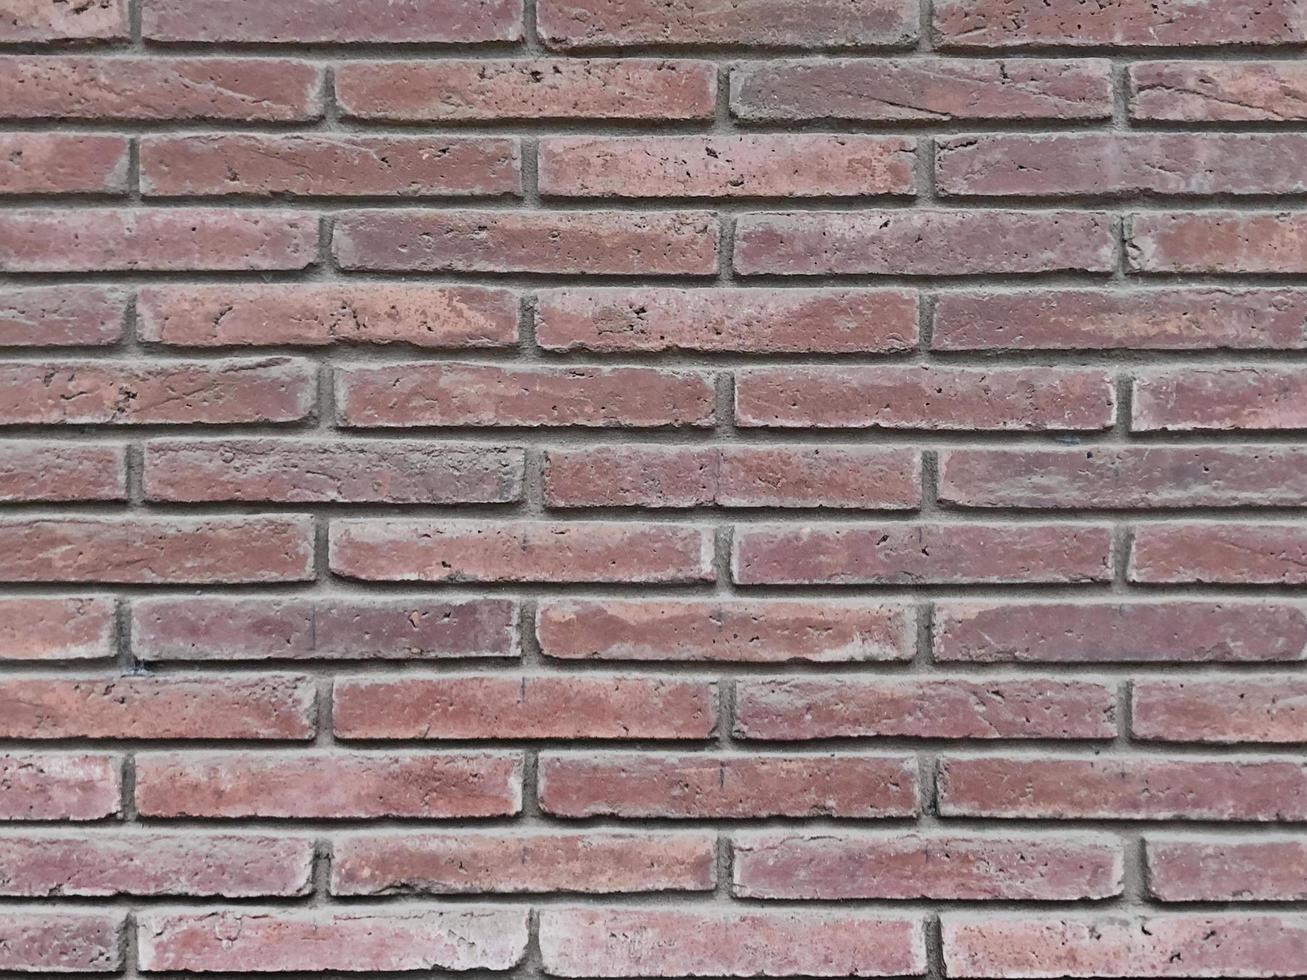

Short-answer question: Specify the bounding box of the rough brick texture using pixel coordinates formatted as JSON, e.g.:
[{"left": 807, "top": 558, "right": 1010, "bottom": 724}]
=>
[{"left": 2, "top": 0, "right": 1304, "bottom": 976}]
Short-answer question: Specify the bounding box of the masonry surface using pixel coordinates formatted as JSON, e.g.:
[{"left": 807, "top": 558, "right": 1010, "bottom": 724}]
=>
[{"left": 2, "top": 0, "right": 1307, "bottom": 976}]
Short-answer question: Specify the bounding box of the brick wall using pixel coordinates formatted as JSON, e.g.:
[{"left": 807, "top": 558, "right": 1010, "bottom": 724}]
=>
[{"left": 2, "top": 0, "right": 1306, "bottom": 976}]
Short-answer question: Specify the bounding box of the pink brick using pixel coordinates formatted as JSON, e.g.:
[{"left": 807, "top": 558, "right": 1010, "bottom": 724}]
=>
[
  {"left": 1148, "top": 839, "right": 1307, "bottom": 901},
  {"left": 0, "top": 287, "right": 124, "bottom": 347},
  {"left": 0, "top": 134, "right": 128, "bottom": 195},
  {"left": 1134, "top": 368, "right": 1307, "bottom": 431},
  {"left": 1133, "top": 679, "right": 1307, "bottom": 744},
  {"left": 1131, "top": 523, "right": 1307, "bottom": 584},
  {"left": 1131, "top": 61, "right": 1307, "bottom": 122},
  {"left": 0, "top": 911, "right": 123, "bottom": 973},
  {"left": 1128, "top": 212, "right": 1307, "bottom": 273},
  {"left": 1, "top": 0, "right": 126, "bottom": 41},
  {"left": 0, "top": 753, "right": 121, "bottom": 821},
  {"left": 0, "top": 597, "right": 116, "bottom": 662},
  {"left": 0, "top": 442, "right": 126, "bottom": 502}
]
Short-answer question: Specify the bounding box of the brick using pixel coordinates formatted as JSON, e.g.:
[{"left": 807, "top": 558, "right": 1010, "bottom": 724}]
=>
[
  {"left": 141, "top": 135, "right": 522, "bottom": 198},
  {"left": 0, "top": 911, "right": 123, "bottom": 973},
  {"left": 0, "top": 286, "right": 124, "bottom": 347},
  {"left": 735, "top": 210, "right": 1114, "bottom": 275},
  {"left": 0, "top": 753, "right": 121, "bottom": 821},
  {"left": 736, "top": 366, "right": 1113, "bottom": 430},
  {"left": 330, "top": 520, "right": 714, "bottom": 584},
  {"left": 934, "top": 601, "right": 1307, "bottom": 663},
  {"left": 132, "top": 597, "right": 519, "bottom": 662},
  {"left": 0, "top": 134, "right": 128, "bottom": 195},
  {"left": 535, "top": 287, "right": 918, "bottom": 354},
  {"left": 0, "top": 597, "right": 115, "bottom": 662},
  {"left": 933, "top": 0, "right": 1307, "bottom": 48},
  {"left": 331, "top": 831, "right": 716, "bottom": 895},
  {"left": 732, "top": 58, "right": 1111, "bottom": 121},
  {"left": 336, "top": 363, "right": 714, "bottom": 429},
  {"left": 0, "top": 358, "right": 314, "bottom": 426},
  {"left": 137, "top": 909, "right": 528, "bottom": 973},
  {"left": 144, "top": 440, "right": 524, "bottom": 504},
  {"left": 1148, "top": 839, "right": 1307, "bottom": 901},
  {"left": 734, "top": 524, "right": 1112, "bottom": 585},
  {"left": 733, "top": 833, "right": 1122, "bottom": 900},
  {"left": 937, "top": 757, "right": 1307, "bottom": 821},
  {"left": 537, "top": 600, "right": 915, "bottom": 663},
  {"left": 0, "top": 56, "right": 322, "bottom": 122},
  {"left": 938, "top": 134, "right": 1307, "bottom": 197},
  {"left": 1128, "top": 212, "right": 1307, "bottom": 274},
  {"left": 544, "top": 446, "right": 921, "bottom": 510},
  {"left": 143, "top": 0, "right": 524, "bottom": 42},
  {"left": 0, "top": 209, "right": 318, "bottom": 272},
  {"left": 0, "top": 834, "right": 313, "bottom": 897},
  {"left": 0, "top": 675, "right": 316, "bottom": 740},
  {"left": 335, "top": 675, "right": 716, "bottom": 740},
  {"left": 1133, "top": 679, "right": 1307, "bottom": 744},
  {"left": 539, "top": 752, "right": 918, "bottom": 818},
  {"left": 1132, "top": 523, "right": 1307, "bottom": 584},
  {"left": 0, "top": 442, "right": 126, "bottom": 501},
  {"left": 336, "top": 59, "right": 716, "bottom": 122},
  {"left": 537, "top": 0, "right": 918, "bottom": 49},
  {"left": 135, "top": 751, "right": 522, "bottom": 818},
  {"left": 942, "top": 914, "right": 1307, "bottom": 978},
  {"left": 0, "top": 516, "right": 314, "bottom": 584},
  {"left": 334, "top": 209, "right": 717, "bottom": 275},
  {"left": 1131, "top": 61, "right": 1307, "bottom": 122},
  {"left": 1, "top": 0, "right": 126, "bottom": 41},
  {"left": 938, "top": 447, "right": 1307, "bottom": 509},
  {"left": 734, "top": 678, "right": 1116, "bottom": 740},
  {"left": 1134, "top": 368, "right": 1307, "bottom": 432},
  {"left": 934, "top": 289, "right": 1307, "bottom": 351},
  {"left": 541, "top": 908, "right": 925, "bottom": 978},
  {"left": 137, "top": 284, "right": 517, "bottom": 349}
]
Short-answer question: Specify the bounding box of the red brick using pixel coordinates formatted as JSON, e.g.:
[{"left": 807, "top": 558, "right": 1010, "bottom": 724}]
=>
[
  {"left": 536, "top": 287, "right": 917, "bottom": 354},
  {"left": 0, "top": 443, "right": 126, "bottom": 502},
  {"left": 733, "top": 833, "right": 1123, "bottom": 900},
  {"left": 135, "top": 751, "right": 523, "bottom": 818},
  {"left": 0, "top": 675, "right": 316, "bottom": 740},
  {"left": 0, "top": 834, "right": 313, "bottom": 897},
  {"left": 331, "top": 831, "right": 716, "bottom": 895},
  {"left": 537, "top": 600, "right": 915, "bottom": 663},
  {"left": 335, "top": 675, "right": 716, "bottom": 740},
  {"left": 0, "top": 753, "right": 121, "bottom": 821},
  {"left": 0, "top": 56, "right": 322, "bottom": 122},
  {"left": 934, "top": 601, "right": 1307, "bottom": 663},
  {"left": 131, "top": 597, "right": 519, "bottom": 662},
  {"left": 736, "top": 366, "right": 1113, "bottom": 430},
  {"left": 0, "top": 358, "right": 314, "bottom": 426},
  {"left": 144, "top": 440, "right": 523, "bottom": 504},
  {"left": 1134, "top": 368, "right": 1307, "bottom": 432},
  {"left": 538, "top": 0, "right": 918, "bottom": 49},
  {"left": 735, "top": 210, "right": 1114, "bottom": 275},
  {"left": 1, "top": 0, "right": 126, "bottom": 41},
  {"left": 137, "top": 909, "right": 528, "bottom": 973},
  {"left": 0, "top": 516, "right": 314, "bottom": 584},
  {"left": 0, "top": 598, "right": 116, "bottom": 662},
  {"left": 0, "top": 209, "right": 318, "bottom": 272},
  {"left": 143, "top": 0, "right": 524, "bottom": 42},
  {"left": 734, "top": 678, "right": 1116, "bottom": 740},
  {"left": 939, "top": 134, "right": 1307, "bottom": 197},
  {"left": 336, "top": 363, "right": 714, "bottom": 429},
  {"left": 1148, "top": 839, "right": 1307, "bottom": 901},
  {"left": 933, "top": 288, "right": 1307, "bottom": 351},
  {"left": 0, "top": 911, "right": 123, "bottom": 973},
  {"left": 734, "top": 524, "right": 1112, "bottom": 585},
  {"left": 1131, "top": 61, "right": 1307, "bottom": 122},
  {"left": 937, "top": 757, "right": 1307, "bottom": 821},
  {"left": 1133, "top": 679, "right": 1307, "bottom": 744},
  {"left": 939, "top": 447, "right": 1307, "bottom": 509},
  {"left": 138, "top": 284, "right": 517, "bottom": 349},
  {"left": 942, "top": 914, "right": 1307, "bottom": 978},
  {"left": 331, "top": 520, "right": 714, "bottom": 585},
  {"left": 539, "top": 752, "right": 918, "bottom": 819},
  {"left": 933, "top": 0, "right": 1307, "bottom": 48},
  {"left": 543, "top": 909, "right": 923, "bottom": 978},
  {"left": 732, "top": 58, "right": 1111, "bottom": 121},
  {"left": 334, "top": 209, "right": 717, "bottom": 275},
  {"left": 545, "top": 446, "right": 921, "bottom": 510},
  {"left": 1128, "top": 212, "right": 1307, "bottom": 273},
  {"left": 0, "top": 134, "right": 128, "bottom": 195},
  {"left": 1132, "top": 523, "right": 1307, "bottom": 584},
  {"left": 141, "top": 135, "right": 521, "bottom": 198},
  {"left": 0, "top": 286, "right": 124, "bottom": 347},
  {"left": 337, "top": 59, "right": 717, "bottom": 122}
]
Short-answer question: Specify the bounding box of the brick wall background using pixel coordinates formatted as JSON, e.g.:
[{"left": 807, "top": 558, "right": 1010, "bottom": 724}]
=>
[{"left": 2, "top": 0, "right": 1307, "bottom": 975}]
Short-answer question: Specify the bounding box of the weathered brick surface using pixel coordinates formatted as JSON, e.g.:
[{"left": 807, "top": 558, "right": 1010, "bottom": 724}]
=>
[
  {"left": 0, "top": 753, "right": 122, "bottom": 821},
  {"left": 2, "top": 0, "right": 126, "bottom": 41},
  {"left": 0, "top": 287, "right": 125, "bottom": 347},
  {"left": 0, "top": 134, "right": 128, "bottom": 195},
  {"left": 1147, "top": 839, "right": 1307, "bottom": 901},
  {"left": 0, "top": 597, "right": 116, "bottom": 661},
  {"left": 0, "top": 911, "right": 124, "bottom": 973},
  {"left": 0, "top": 442, "right": 126, "bottom": 502},
  {"left": 1127, "top": 212, "right": 1307, "bottom": 273},
  {"left": 1130, "top": 61, "right": 1307, "bottom": 122}
]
